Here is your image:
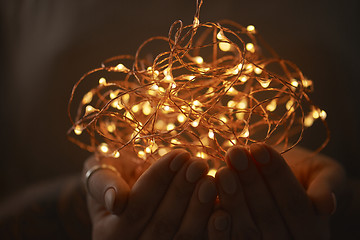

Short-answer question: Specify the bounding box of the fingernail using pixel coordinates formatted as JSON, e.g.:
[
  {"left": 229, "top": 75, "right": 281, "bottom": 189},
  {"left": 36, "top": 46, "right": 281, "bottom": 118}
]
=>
[
  {"left": 170, "top": 152, "right": 190, "bottom": 172},
  {"left": 250, "top": 144, "right": 270, "bottom": 164},
  {"left": 218, "top": 169, "right": 237, "bottom": 195},
  {"left": 228, "top": 147, "right": 249, "bottom": 171},
  {"left": 186, "top": 161, "right": 208, "bottom": 183},
  {"left": 105, "top": 187, "right": 116, "bottom": 212},
  {"left": 198, "top": 179, "right": 217, "bottom": 203},
  {"left": 214, "top": 214, "right": 230, "bottom": 231},
  {"left": 330, "top": 192, "right": 337, "bottom": 215}
]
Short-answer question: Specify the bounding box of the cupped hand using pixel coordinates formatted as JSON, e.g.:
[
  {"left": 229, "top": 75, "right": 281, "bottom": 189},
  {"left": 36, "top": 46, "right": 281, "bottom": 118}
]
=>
[
  {"left": 215, "top": 144, "right": 345, "bottom": 239},
  {"left": 84, "top": 150, "right": 219, "bottom": 240}
]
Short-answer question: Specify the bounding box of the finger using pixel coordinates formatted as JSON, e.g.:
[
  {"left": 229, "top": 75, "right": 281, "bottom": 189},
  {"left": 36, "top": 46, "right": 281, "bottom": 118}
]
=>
[
  {"left": 250, "top": 143, "right": 325, "bottom": 238},
  {"left": 120, "top": 150, "right": 191, "bottom": 238},
  {"left": 207, "top": 210, "right": 231, "bottom": 240},
  {"left": 226, "top": 146, "right": 290, "bottom": 239},
  {"left": 305, "top": 155, "right": 345, "bottom": 215},
  {"left": 140, "top": 158, "right": 208, "bottom": 240},
  {"left": 84, "top": 156, "right": 130, "bottom": 214},
  {"left": 215, "top": 167, "right": 260, "bottom": 239},
  {"left": 307, "top": 173, "right": 337, "bottom": 215},
  {"left": 174, "top": 176, "right": 217, "bottom": 239}
]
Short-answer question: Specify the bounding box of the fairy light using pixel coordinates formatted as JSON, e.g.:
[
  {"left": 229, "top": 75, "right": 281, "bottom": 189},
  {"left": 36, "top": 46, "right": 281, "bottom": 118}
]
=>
[
  {"left": 99, "top": 77, "right": 107, "bottom": 85},
  {"left": 194, "top": 56, "right": 204, "bottom": 64},
  {"left": 68, "top": 0, "right": 329, "bottom": 170},
  {"left": 246, "top": 43, "right": 255, "bottom": 53},
  {"left": 74, "top": 125, "right": 83, "bottom": 135},
  {"left": 82, "top": 92, "right": 93, "bottom": 104},
  {"left": 246, "top": 25, "right": 255, "bottom": 32}
]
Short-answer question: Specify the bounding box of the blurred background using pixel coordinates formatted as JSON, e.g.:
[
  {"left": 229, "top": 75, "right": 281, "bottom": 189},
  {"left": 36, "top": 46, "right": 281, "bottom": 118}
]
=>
[{"left": 0, "top": 0, "right": 359, "bottom": 235}]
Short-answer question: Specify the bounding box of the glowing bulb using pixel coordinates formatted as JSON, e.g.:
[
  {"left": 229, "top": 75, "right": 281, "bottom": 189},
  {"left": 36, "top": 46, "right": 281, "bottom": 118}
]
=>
[
  {"left": 240, "top": 76, "right": 248, "bottom": 83},
  {"left": 162, "top": 105, "right": 171, "bottom": 113},
  {"left": 132, "top": 104, "right": 140, "bottom": 113},
  {"left": 192, "top": 100, "right": 202, "bottom": 108},
  {"left": 220, "top": 116, "right": 228, "bottom": 123},
  {"left": 240, "top": 126, "right": 249, "bottom": 138},
  {"left": 302, "top": 79, "right": 313, "bottom": 88},
  {"left": 185, "top": 75, "right": 196, "bottom": 80},
  {"left": 151, "top": 84, "right": 159, "bottom": 90},
  {"left": 171, "top": 83, "right": 177, "bottom": 89},
  {"left": 167, "top": 123, "right": 175, "bottom": 131},
  {"left": 237, "top": 63, "right": 243, "bottom": 70},
  {"left": 207, "top": 169, "right": 217, "bottom": 177},
  {"left": 227, "top": 87, "right": 237, "bottom": 95},
  {"left": 85, "top": 105, "right": 96, "bottom": 115},
  {"left": 145, "top": 147, "right": 152, "bottom": 153},
  {"left": 291, "top": 79, "right": 299, "bottom": 88},
  {"left": 158, "top": 148, "right": 169, "bottom": 156},
  {"left": 208, "top": 129, "right": 215, "bottom": 139},
  {"left": 74, "top": 125, "right": 83, "bottom": 135},
  {"left": 320, "top": 110, "right": 327, "bottom": 120},
  {"left": 99, "top": 77, "right": 107, "bottom": 85},
  {"left": 125, "top": 111, "right": 133, "bottom": 120},
  {"left": 82, "top": 92, "right": 93, "bottom": 104},
  {"left": 115, "top": 64, "right": 129, "bottom": 72},
  {"left": 194, "top": 56, "right": 204, "bottom": 64},
  {"left": 219, "top": 42, "right": 231, "bottom": 51},
  {"left": 199, "top": 67, "right": 210, "bottom": 73},
  {"left": 193, "top": 17, "right": 200, "bottom": 28},
  {"left": 304, "top": 115, "right": 314, "bottom": 127},
  {"left": 191, "top": 118, "right": 200, "bottom": 127},
  {"left": 137, "top": 150, "right": 146, "bottom": 159},
  {"left": 171, "top": 138, "right": 180, "bottom": 145},
  {"left": 286, "top": 99, "right": 295, "bottom": 111},
  {"left": 254, "top": 67, "right": 263, "bottom": 75},
  {"left": 196, "top": 152, "right": 207, "bottom": 159},
  {"left": 266, "top": 100, "right": 277, "bottom": 112},
  {"left": 246, "top": 43, "right": 255, "bottom": 53},
  {"left": 227, "top": 100, "right": 236, "bottom": 108},
  {"left": 236, "top": 112, "right": 245, "bottom": 120},
  {"left": 107, "top": 122, "right": 116, "bottom": 133},
  {"left": 258, "top": 79, "right": 271, "bottom": 88},
  {"left": 312, "top": 109, "right": 320, "bottom": 119},
  {"left": 99, "top": 143, "right": 109, "bottom": 153},
  {"left": 177, "top": 114, "right": 186, "bottom": 123},
  {"left": 247, "top": 25, "right": 255, "bottom": 32},
  {"left": 143, "top": 101, "right": 152, "bottom": 115},
  {"left": 112, "top": 151, "right": 120, "bottom": 158},
  {"left": 122, "top": 94, "right": 130, "bottom": 103},
  {"left": 237, "top": 99, "right": 248, "bottom": 109},
  {"left": 217, "top": 31, "right": 226, "bottom": 40},
  {"left": 163, "top": 67, "right": 173, "bottom": 82}
]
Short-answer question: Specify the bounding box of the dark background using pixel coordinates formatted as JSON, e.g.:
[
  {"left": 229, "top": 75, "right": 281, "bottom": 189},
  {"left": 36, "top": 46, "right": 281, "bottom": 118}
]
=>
[{"left": 1, "top": 0, "right": 359, "bottom": 212}]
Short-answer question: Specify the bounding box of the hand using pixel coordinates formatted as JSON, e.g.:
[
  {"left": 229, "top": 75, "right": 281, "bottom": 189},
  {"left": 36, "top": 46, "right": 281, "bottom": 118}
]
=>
[
  {"left": 214, "top": 144, "right": 345, "bottom": 239},
  {"left": 84, "top": 150, "right": 219, "bottom": 240}
]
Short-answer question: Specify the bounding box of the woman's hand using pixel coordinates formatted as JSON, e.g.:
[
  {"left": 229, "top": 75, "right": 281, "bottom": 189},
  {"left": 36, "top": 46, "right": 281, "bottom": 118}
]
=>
[
  {"left": 84, "top": 150, "right": 219, "bottom": 240},
  {"left": 215, "top": 144, "right": 346, "bottom": 239}
]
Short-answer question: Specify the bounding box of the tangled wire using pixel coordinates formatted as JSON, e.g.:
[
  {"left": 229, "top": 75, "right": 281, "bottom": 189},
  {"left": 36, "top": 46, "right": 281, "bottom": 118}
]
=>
[{"left": 68, "top": 0, "right": 329, "bottom": 169}]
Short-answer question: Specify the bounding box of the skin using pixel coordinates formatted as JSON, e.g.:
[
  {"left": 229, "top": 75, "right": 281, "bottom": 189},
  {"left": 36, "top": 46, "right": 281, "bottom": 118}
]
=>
[
  {"left": 85, "top": 150, "right": 220, "bottom": 239},
  {"left": 84, "top": 144, "right": 346, "bottom": 240}
]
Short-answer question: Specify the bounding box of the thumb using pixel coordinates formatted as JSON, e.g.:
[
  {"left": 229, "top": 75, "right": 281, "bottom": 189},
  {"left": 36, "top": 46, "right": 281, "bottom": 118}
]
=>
[{"left": 84, "top": 156, "right": 130, "bottom": 215}]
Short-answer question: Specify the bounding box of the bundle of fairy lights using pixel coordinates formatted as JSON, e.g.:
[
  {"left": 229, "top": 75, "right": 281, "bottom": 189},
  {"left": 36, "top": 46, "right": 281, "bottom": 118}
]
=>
[{"left": 68, "top": 0, "right": 329, "bottom": 169}]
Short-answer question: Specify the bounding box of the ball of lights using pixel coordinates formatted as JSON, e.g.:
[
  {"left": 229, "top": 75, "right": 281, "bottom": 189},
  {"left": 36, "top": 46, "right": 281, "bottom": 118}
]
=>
[{"left": 68, "top": 0, "right": 329, "bottom": 170}]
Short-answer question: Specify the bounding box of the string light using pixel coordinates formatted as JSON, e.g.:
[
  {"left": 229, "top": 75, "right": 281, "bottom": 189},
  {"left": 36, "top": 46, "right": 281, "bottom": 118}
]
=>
[{"left": 68, "top": 0, "right": 329, "bottom": 169}]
